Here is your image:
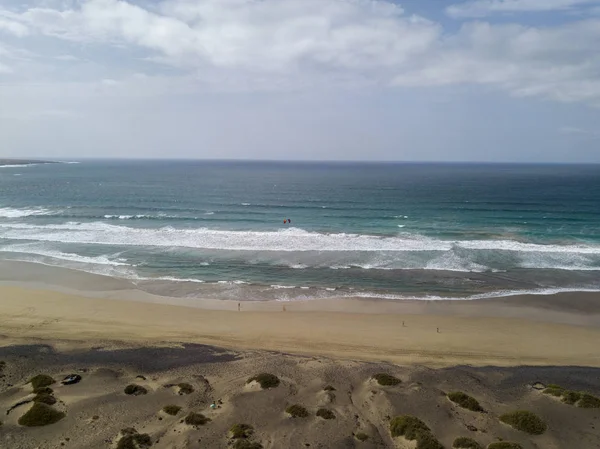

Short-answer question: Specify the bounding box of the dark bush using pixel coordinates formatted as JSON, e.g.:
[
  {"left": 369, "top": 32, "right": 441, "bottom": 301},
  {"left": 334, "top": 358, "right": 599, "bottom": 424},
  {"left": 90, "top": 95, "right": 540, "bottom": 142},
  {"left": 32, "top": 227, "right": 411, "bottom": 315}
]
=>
[
  {"left": 33, "top": 393, "right": 57, "bottom": 405},
  {"left": 316, "top": 408, "right": 335, "bottom": 420},
  {"left": 487, "top": 443, "right": 523, "bottom": 449},
  {"left": 184, "top": 412, "right": 210, "bottom": 426},
  {"left": 286, "top": 404, "right": 309, "bottom": 418},
  {"left": 447, "top": 392, "right": 484, "bottom": 412},
  {"left": 33, "top": 386, "right": 53, "bottom": 394},
  {"left": 116, "top": 432, "right": 152, "bottom": 449},
  {"left": 543, "top": 386, "right": 564, "bottom": 397},
  {"left": 30, "top": 374, "right": 55, "bottom": 390},
  {"left": 562, "top": 390, "right": 582, "bottom": 405},
  {"left": 355, "top": 432, "right": 369, "bottom": 442},
  {"left": 247, "top": 373, "right": 280, "bottom": 389},
  {"left": 578, "top": 393, "right": 600, "bottom": 408},
  {"left": 390, "top": 415, "right": 430, "bottom": 439},
  {"left": 18, "top": 403, "right": 65, "bottom": 427},
  {"left": 230, "top": 423, "right": 254, "bottom": 439},
  {"left": 373, "top": 373, "right": 401, "bottom": 386},
  {"left": 323, "top": 385, "right": 336, "bottom": 391},
  {"left": 499, "top": 411, "right": 546, "bottom": 435},
  {"left": 177, "top": 383, "right": 194, "bottom": 395},
  {"left": 453, "top": 437, "right": 483, "bottom": 449},
  {"left": 124, "top": 384, "right": 148, "bottom": 396},
  {"left": 162, "top": 405, "right": 181, "bottom": 416}
]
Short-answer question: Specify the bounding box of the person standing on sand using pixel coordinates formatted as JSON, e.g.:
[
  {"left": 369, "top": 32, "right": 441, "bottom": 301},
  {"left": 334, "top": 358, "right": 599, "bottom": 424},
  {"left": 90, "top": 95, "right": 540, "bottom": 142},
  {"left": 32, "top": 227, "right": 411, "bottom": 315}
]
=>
[{"left": 238, "top": 302, "right": 241, "bottom": 312}]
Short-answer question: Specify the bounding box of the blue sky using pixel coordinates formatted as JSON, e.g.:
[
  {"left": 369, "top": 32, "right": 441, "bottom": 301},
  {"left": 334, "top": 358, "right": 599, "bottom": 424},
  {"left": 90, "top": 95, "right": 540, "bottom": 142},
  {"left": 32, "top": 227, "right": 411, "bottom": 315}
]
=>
[{"left": 1, "top": 0, "right": 599, "bottom": 162}]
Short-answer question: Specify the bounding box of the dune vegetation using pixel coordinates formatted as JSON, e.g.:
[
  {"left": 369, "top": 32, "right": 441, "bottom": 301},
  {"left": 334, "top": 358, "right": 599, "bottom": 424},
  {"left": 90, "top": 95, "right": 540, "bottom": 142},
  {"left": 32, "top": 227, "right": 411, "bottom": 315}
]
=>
[
  {"left": 447, "top": 392, "right": 484, "bottom": 412},
  {"left": 286, "top": 404, "right": 309, "bottom": 418},
  {"left": 499, "top": 410, "right": 547, "bottom": 435},
  {"left": 373, "top": 373, "right": 401, "bottom": 386},
  {"left": 18, "top": 403, "right": 65, "bottom": 427},
  {"left": 247, "top": 373, "right": 280, "bottom": 389}
]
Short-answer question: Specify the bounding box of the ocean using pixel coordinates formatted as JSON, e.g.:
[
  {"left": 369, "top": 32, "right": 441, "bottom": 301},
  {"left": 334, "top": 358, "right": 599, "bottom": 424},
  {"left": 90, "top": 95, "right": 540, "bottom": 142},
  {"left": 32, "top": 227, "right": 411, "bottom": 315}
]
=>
[{"left": 0, "top": 160, "right": 599, "bottom": 301}]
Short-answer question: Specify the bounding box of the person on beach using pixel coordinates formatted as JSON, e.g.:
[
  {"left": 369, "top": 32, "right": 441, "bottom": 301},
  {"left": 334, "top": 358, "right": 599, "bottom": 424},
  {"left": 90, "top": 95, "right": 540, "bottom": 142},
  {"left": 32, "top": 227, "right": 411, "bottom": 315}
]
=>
[{"left": 238, "top": 302, "right": 241, "bottom": 311}]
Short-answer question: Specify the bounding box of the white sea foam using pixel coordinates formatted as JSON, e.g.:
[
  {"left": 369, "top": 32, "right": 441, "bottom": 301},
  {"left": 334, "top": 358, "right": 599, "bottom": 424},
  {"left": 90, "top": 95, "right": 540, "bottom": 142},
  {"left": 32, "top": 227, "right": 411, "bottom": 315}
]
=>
[
  {"left": 0, "top": 207, "right": 55, "bottom": 218},
  {"left": 0, "top": 221, "right": 591, "bottom": 254},
  {"left": 0, "top": 244, "right": 130, "bottom": 266}
]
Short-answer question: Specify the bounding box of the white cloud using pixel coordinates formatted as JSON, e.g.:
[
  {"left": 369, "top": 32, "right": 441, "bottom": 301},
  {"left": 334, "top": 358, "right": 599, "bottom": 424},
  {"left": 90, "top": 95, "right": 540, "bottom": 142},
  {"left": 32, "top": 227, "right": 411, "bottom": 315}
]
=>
[
  {"left": 0, "top": 0, "right": 599, "bottom": 107},
  {"left": 392, "top": 20, "right": 600, "bottom": 106},
  {"left": 446, "top": 0, "right": 599, "bottom": 18},
  {"left": 0, "top": 17, "right": 29, "bottom": 36}
]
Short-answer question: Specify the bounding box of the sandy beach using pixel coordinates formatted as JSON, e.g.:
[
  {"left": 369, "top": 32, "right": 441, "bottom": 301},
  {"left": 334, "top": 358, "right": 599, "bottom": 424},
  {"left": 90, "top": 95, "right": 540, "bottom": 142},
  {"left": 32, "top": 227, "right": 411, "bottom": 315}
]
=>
[{"left": 1, "top": 263, "right": 600, "bottom": 448}]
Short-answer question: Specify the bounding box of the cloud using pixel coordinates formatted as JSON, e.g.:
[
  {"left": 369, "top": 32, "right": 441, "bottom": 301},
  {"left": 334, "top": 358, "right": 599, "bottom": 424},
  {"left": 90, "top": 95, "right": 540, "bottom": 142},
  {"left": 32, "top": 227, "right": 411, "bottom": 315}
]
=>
[
  {"left": 559, "top": 126, "right": 600, "bottom": 136},
  {"left": 446, "top": 0, "right": 600, "bottom": 18},
  {"left": 0, "top": 17, "right": 29, "bottom": 36},
  {"left": 1, "top": 0, "right": 599, "bottom": 107},
  {"left": 392, "top": 20, "right": 600, "bottom": 106}
]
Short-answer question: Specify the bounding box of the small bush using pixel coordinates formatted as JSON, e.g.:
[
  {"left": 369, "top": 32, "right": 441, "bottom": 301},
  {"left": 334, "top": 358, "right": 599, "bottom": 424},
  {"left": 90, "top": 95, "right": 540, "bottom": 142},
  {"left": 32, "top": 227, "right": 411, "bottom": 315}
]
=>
[
  {"left": 417, "top": 432, "right": 444, "bottom": 449},
  {"left": 162, "top": 405, "right": 181, "bottom": 416},
  {"left": 373, "top": 373, "right": 401, "bottom": 386},
  {"left": 500, "top": 411, "right": 546, "bottom": 435},
  {"left": 453, "top": 437, "right": 483, "bottom": 449},
  {"left": 34, "top": 393, "right": 57, "bottom": 405},
  {"left": 233, "top": 441, "right": 263, "bottom": 449},
  {"left": 286, "top": 404, "right": 309, "bottom": 418},
  {"left": 247, "top": 373, "right": 280, "bottom": 389},
  {"left": 177, "top": 383, "right": 194, "bottom": 395},
  {"left": 578, "top": 393, "right": 600, "bottom": 408},
  {"left": 116, "top": 432, "right": 152, "bottom": 449},
  {"left": 562, "top": 390, "right": 582, "bottom": 405},
  {"left": 184, "top": 412, "right": 210, "bottom": 426},
  {"left": 29, "top": 374, "right": 55, "bottom": 390},
  {"left": 124, "top": 384, "right": 148, "bottom": 396},
  {"left": 18, "top": 403, "right": 65, "bottom": 427},
  {"left": 547, "top": 384, "right": 563, "bottom": 389},
  {"left": 543, "top": 387, "right": 564, "bottom": 397},
  {"left": 230, "top": 423, "right": 254, "bottom": 439},
  {"left": 390, "top": 415, "right": 430, "bottom": 439},
  {"left": 487, "top": 443, "right": 523, "bottom": 449},
  {"left": 323, "top": 385, "right": 336, "bottom": 391},
  {"left": 355, "top": 432, "right": 369, "bottom": 442},
  {"left": 448, "top": 392, "right": 484, "bottom": 412},
  {"left": 316, "top": 408, "right": 335, "bottom": 420}
]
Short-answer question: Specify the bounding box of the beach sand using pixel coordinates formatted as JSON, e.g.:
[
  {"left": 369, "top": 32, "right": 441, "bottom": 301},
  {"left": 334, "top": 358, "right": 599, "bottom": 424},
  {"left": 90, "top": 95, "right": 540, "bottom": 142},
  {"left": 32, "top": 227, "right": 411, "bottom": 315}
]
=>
[{"left": 1, "top": 263, "right": 600, "bottom": 448}]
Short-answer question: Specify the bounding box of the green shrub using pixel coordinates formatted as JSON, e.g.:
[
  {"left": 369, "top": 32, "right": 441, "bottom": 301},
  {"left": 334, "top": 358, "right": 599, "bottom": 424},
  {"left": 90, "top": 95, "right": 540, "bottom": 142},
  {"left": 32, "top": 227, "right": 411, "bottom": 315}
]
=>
[
  {"left": 355, "top": 432, "right": 369, "bottom": 442},
  {"left": 316, "top": 408, "right": 335, "bottom": 420},
  {"left": 116, "top": 432, "right": 152, "bottom": 449},
  {"left": 29, "top": 374, "right": 55, "bottom": 390},
  {"left": 34, "top": 393, "right": 57, "bottom": 405},
  {"left": 499, "top": 411, "right": 546, "bottom": 435},
  {"left": 487, "top": 443, "right": 523, "bottom": 449},
  {"left": 162, "top": 405, "right": 181, "bottom": 416},
  {"left": 373, "top": 373, "right": 401, "bottom": 386},
  {"left": 124, "top": 384, "right": 148, "bottom": 396},
  {"left": 453, "top": 437, "right": 482, "bottom": 449},
  {"left": 184, "top": 412, "right": 210, "bottom": 426},
  {"left": 561, "top": 390, "right": 582, "bottom": 405},
  {"left": 233, "top": 441, "right": 263, "bottom": 449},
  {"left": 447, "top": 392, "right": 484, "bottom": 412},
  {"left": 390, "top": 415, "right": 430, "bottom": 439},
  {"left": 230, "top": 423, "right": 254, "bottom": 439},
  {"left": 578, "top": 393, "right": 600, "bottom": 408},
  {"left": 247, "top": 373, "right": 280, "bottom": 389},
  {"left": 547, "top": 384, "right": 563, "bottom": 389},
  {"left": 323, "top": 385, "right": 336, "bottom": 391},
  {"left": 543, "top": 387, "right": 564, "bottom": 397},
  {"left": 286, "top": 404, "right": 309, "bottom": 418},
  {"left": 177, "top": 383, "right": 194, "bottom": 395},
  {"left": 18, "top": 403, "right": 65, "bottom": 427},
  {"left": 416, "top": 432, "right": 444, "bottom": 449}
]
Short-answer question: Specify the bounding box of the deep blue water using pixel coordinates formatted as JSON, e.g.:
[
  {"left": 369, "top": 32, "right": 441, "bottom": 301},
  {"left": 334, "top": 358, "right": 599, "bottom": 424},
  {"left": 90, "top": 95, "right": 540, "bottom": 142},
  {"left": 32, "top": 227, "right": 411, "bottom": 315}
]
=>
[{"left": 0, "top": 160, "right": 599, "bottom": 300}]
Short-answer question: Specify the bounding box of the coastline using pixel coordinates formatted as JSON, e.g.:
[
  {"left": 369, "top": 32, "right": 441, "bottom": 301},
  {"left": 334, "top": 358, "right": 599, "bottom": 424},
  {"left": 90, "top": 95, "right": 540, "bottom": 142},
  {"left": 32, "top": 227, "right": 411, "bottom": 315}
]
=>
[{"left": 1, "top": 260, "right": 599, "bottom": 367}]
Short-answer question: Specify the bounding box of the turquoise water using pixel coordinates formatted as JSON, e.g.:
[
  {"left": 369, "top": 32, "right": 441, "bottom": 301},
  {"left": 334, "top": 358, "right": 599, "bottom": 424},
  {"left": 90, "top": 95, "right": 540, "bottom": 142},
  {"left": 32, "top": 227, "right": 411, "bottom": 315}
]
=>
[{"left": 0, "top": 160, "right": 599, "bottom": 300}]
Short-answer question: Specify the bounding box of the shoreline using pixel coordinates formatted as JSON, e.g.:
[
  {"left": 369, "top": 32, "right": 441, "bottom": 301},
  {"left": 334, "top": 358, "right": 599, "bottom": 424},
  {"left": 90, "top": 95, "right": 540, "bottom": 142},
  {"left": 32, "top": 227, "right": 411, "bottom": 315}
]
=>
[{"left": 1, "top": 282, "right": 600, "bottom": 367}]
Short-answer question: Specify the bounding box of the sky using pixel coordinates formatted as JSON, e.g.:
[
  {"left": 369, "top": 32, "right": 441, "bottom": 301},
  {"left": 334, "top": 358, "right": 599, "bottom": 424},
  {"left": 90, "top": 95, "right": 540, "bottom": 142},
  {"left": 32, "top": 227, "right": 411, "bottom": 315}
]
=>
[{"left": 0, "top": 0, "right": 599, "bottom": 162}]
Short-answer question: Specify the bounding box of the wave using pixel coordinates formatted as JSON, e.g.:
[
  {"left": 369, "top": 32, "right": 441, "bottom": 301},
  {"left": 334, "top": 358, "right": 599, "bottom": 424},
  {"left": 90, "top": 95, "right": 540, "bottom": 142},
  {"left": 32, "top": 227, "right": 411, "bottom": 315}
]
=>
[
  {"left": 0, "top": 244, "right": 130, "bottom": 267},
  {"left": 0, "top": 207, "right": 56, "bottom": 218},
  {"left": 0, "top": 222, "right": 599, "bottom": 255}
]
